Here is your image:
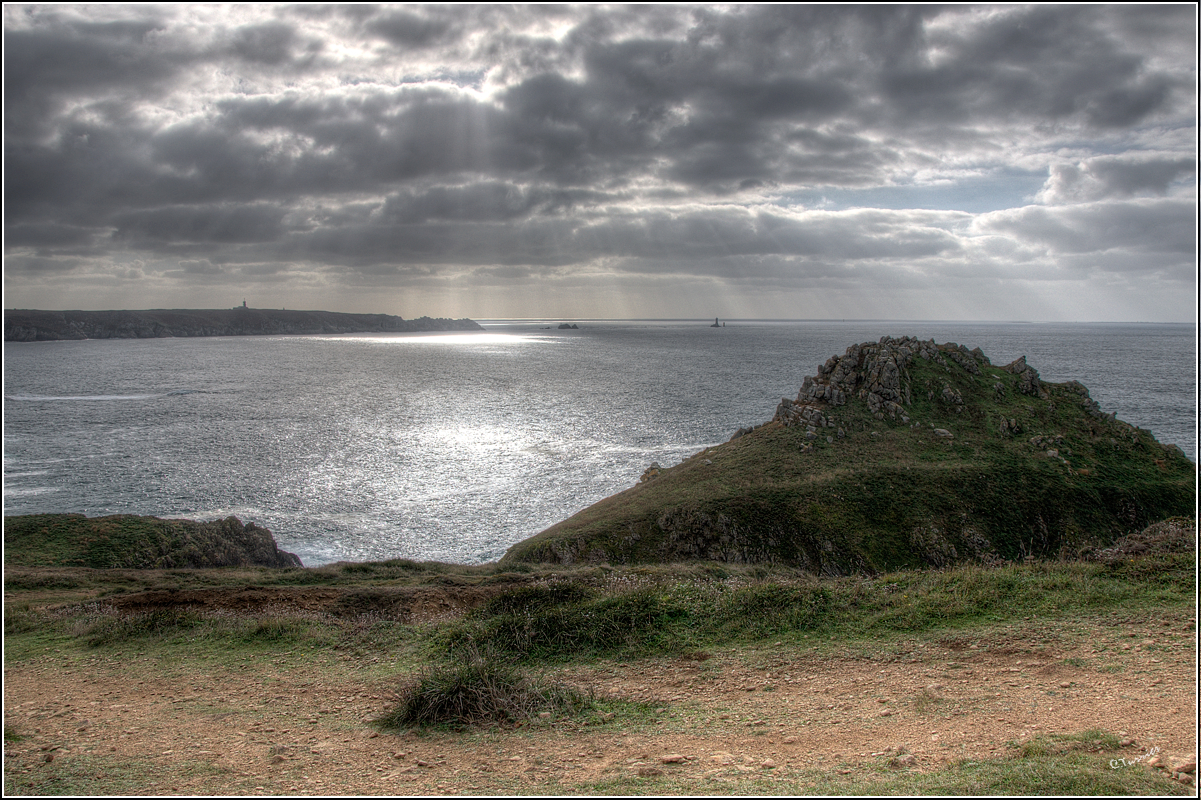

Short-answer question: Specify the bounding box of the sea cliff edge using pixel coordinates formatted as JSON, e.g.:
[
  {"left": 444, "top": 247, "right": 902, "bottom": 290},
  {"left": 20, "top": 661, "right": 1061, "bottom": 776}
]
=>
[{"left": 4, "top": 308, "right": 483, "bottom": 341}]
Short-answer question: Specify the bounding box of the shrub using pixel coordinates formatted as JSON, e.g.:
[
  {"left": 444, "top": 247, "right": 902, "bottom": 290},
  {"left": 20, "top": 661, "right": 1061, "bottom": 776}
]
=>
[
  {"left": 378, "top": 649, "right": 589, "bottom": 729},
  {"left": 477, "top": 583, "right": 597, "bottom": 617},
  {"left": 84, "top": 608, "right": 203, "bottom": 647}
]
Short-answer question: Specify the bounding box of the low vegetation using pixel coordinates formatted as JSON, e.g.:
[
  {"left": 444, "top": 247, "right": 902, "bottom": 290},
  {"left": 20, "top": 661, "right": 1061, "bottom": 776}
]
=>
[
  {"left": 4, "top": 526, "right": 1195, "bottom": 795},
  {"left": 377, "top": 647, "right": 592, "bottom": 730},
  {"left": 5, "top": 526, "right": 1192, "bottom": 666}
]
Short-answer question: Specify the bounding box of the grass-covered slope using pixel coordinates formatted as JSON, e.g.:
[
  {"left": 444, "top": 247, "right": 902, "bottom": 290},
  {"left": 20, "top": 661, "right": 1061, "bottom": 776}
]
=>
[
  {"left": 2, "top": 513, "right": 303, "bottom": 569},
  {"left": 503, "top": 336, "right": 1196, "bottom": 572}
]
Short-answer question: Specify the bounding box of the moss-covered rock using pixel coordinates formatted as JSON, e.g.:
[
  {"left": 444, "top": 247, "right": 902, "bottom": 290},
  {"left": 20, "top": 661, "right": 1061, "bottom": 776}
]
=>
[
  {"left": 503, "top": 337, "right": 1195, "bottom": 572},
  {"left": 2, "top": 513, "right": 303, "bottom": 568}
]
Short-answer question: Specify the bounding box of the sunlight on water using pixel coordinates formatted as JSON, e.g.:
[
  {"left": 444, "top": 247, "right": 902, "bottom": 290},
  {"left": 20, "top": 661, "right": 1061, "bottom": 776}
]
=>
[
  {"left": 5, "top": 394, "right": 163, "bottom": 401},
  {"left": 3, "top": 321, "right": 1194, "bottom": 566},
  {"left": 434, "top": 425, "right": 524, "bottom": 451},
  {"left": 310, "top": 332, "right": 547, "bottom": 346}
]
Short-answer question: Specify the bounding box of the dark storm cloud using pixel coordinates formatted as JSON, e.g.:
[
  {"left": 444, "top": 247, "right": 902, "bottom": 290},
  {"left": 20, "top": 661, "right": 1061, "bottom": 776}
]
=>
[
  {"left": 3, "top": 4, "right": 1196, "bottom": 320},
  {"left": 229, "top": 22, "right": 300, "bottom": 65},
  {"left": 111, "top": 205, "right": 288, "bottom": 246},
  {"left": 876, "top": 5, "right": 1181, "bottom": 128},
  {"left": 977, "top": 198, "right": 1196, "bottom": 257},
  {"left": 3, "top": 8, "right": 187, "bottom": 141},
  {"left": 1037, "top": 155, "right": 1197, "bottom": 204},
  {"left": 366, "top": 7, "right": 455, "bottom": 48}
]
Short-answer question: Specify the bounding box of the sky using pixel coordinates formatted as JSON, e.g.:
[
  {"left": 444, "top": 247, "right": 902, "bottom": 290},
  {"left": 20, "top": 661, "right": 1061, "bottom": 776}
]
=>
[{"left": 3, "top": 4, "right": 1197, "bottom": 322}]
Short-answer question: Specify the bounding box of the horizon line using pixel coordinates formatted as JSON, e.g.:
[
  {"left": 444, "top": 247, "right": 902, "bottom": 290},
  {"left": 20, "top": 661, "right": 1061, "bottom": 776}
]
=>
[{"left": 4, "top": 309, "right": 1195, "bottom": 326}]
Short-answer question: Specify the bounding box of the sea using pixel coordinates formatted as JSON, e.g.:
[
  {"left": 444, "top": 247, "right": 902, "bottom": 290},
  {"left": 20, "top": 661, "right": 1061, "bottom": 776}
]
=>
[{"left": 3, "top": 320, "right": 1196, "bottom": 567}]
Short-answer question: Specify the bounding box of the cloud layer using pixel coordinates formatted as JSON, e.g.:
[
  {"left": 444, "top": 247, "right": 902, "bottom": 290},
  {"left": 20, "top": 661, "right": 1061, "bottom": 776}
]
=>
[{"left": 4, "top": 4, "right": 1196, "bottom": 321}]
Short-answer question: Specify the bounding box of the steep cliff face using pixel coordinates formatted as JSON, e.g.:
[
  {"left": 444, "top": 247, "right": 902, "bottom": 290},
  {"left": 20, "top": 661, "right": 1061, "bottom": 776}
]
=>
[
  {"left": 504, "top": 336, "right": 1195, "bottom": 571},
  {"left": 3, "top": 308, "right": 483, "bottom": 341},
  {"left": 3, "top": 514, "right": 303, "bottom": 569}
]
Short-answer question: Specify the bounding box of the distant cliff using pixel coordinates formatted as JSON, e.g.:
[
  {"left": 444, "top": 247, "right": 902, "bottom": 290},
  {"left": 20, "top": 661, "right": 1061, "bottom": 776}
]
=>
[{"left": 3, "top": 308, "right": 483, "bottom": 342}]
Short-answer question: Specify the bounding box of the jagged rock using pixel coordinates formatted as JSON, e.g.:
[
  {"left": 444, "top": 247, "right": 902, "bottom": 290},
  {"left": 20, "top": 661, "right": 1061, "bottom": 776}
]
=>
[
  {"left": 941, "top": 385, "right": 964, "bottom": 407},
  {"left": 1004, "top": 356, "right": 1044, "bottom": 397},
  {"left": 791, "top": 336, "right": 988, "bottom": 421}
]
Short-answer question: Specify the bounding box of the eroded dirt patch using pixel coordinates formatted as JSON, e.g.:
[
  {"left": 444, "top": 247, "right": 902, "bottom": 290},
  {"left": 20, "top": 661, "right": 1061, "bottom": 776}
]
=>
[
  {"left": 5, "top": 609, "right": 1195, "bottom": 795},
  {"left": 103, "top": 583, "right": 506, "bottom": 624}
]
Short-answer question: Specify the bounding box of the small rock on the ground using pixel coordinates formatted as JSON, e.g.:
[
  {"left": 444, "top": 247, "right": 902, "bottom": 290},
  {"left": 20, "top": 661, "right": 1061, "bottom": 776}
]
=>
[{"left": 1170, "top": 757, "right": 1196, "bottom": 774}]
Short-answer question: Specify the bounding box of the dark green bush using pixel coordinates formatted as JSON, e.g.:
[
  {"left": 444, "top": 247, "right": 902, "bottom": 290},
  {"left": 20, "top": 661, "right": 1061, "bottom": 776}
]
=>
[
  {"left": 378, "top": 650, "right": 589, "bottom": 729},
  {"left": 477, "top": 583, "right": 598, "bottom": 617},
  {"left": 84, "top": 608, "right": 203, "bottom": 647}
]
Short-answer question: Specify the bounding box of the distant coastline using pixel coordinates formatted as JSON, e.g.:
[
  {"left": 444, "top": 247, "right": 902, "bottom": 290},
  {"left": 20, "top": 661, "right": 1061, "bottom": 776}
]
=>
[{"left": 3, "top": 308, "right": 483, "bottom": 342}]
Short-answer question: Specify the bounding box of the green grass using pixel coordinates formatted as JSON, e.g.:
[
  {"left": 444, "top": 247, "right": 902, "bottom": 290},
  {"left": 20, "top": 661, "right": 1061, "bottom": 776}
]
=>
[
  {"left": 568, "top": 733, "right": 1190, "bottom": 796},
  {"left": 3, "top": 751, "right": 230, "bottom": 797},
  {"left": 5, "top": 547, "right": 1191, "bottom": 672},
  {"left": 435, "top": 553, "right": 1193, "bottom": 663}
]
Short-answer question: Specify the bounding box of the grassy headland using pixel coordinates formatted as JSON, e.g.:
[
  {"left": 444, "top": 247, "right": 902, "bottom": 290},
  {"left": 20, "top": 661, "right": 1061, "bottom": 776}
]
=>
[
  {"left": 3, "top": 514, "right": 301, "bottom": 569},
  {"left": 503, "top": 336, "right": 1195, "bottom": 570}
]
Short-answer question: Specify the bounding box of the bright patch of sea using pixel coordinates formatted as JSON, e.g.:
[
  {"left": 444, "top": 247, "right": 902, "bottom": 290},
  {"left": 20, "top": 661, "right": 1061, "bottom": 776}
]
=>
[{"left": 3, "top": 320, "right": 1195, "bottom": 566}]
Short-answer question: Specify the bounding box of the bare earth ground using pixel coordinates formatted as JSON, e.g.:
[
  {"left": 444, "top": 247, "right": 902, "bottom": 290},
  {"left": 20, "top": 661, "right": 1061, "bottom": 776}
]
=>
[{"left": 4, "top": 605, "right": 1197, "bottom": 795}]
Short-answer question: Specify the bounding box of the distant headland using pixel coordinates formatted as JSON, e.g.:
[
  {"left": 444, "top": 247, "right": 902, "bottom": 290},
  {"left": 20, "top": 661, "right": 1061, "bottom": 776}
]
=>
[{"left": 3, "top": 307, "right": 483, "bottom": 342}]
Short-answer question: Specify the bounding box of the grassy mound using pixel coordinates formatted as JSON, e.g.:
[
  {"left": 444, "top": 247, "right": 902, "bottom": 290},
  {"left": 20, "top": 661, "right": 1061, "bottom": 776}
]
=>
[
  {"left": 2, "top": 513, "right": 303, "bottom": 569},
  {"left": 377, "top": 649, "right": 590, "bottom": 729},
  {"left": 503, "top": 337, "right": 1195, "bottom": 571}
]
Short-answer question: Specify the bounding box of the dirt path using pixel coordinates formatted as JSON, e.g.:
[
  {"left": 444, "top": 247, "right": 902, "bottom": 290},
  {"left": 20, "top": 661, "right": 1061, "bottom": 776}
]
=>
[{"left": 5, "top": 609, "right": 1196, "bottom": 795}]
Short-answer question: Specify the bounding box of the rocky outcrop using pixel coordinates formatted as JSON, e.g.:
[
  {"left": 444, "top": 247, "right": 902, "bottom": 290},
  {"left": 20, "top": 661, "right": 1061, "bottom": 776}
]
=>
[
  {"left": 1080, "top": 516, "right": 1196, "bottom": 563},
  {"left": 1003, "top": 355, "right": 1044, "bottom": 398},
  {"left": 779, "top": 336, "right": 990, "bottom": 424},
  {"left": 4, "top": 308, "right": 483, "bottom": 342},
  {"left": 3, "top": 513, "right": 303, "bottom": 569}
]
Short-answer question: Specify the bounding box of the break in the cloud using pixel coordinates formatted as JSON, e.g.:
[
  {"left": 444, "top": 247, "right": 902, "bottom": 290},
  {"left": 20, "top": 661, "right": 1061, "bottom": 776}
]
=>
[{"left": 3, "top": 4, "right": 1197, "bottom": 321}]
